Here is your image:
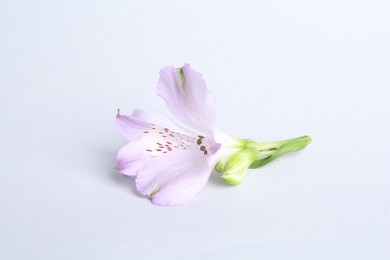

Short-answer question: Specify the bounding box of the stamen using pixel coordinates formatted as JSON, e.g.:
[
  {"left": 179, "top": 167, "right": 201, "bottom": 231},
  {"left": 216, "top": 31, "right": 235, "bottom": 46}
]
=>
[{"left": 197, "top": 139, "right": 202, "bottom": 145}]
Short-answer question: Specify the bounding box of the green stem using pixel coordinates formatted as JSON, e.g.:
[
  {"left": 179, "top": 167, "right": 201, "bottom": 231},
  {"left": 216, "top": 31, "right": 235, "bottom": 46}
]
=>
[
  {"left": 249, "top": 135, "right": 312, "bottom": 169},
  {"left": 256, "top": 135, "right": 311, "bottom": 150}
]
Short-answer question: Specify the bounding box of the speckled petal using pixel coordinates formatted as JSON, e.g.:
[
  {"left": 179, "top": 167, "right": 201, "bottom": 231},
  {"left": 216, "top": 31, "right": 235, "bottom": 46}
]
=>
[
  {"left": 115, "top": 109, "right": 192, "bottom": 141},
  {"left": 135, "top": 149, "right": 215, "bottom": 206}
]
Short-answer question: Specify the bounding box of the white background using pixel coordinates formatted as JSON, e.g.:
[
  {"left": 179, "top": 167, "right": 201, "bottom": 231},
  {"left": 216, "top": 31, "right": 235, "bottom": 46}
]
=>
[{"left": 1, "top": 0, "right": 389, "bottom": 259}]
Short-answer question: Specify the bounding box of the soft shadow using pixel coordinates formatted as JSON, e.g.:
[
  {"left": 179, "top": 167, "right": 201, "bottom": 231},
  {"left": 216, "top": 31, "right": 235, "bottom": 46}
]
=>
[
  {"left": 95, "top": 146, "right": 141, "bottom": 197},
  {"left": 208, "top": 169, "right": 229, "bottom": 187}
]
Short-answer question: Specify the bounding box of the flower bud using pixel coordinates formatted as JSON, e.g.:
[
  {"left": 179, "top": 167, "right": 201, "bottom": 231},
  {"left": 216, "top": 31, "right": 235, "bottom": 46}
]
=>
[{"left": 215, "top": 150, "right": 259, "bottom": 185}]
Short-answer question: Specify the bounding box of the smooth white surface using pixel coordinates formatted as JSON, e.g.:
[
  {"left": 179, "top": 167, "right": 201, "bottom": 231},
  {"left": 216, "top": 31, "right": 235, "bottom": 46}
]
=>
[{"left": 1, "top": 0, "right": 389, "bottom": 259}]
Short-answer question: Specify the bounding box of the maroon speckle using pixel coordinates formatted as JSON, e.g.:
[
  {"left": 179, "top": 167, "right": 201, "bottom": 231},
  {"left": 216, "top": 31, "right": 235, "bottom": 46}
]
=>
[
  {"left": 158, "top": 131, "right": 163, "bottom": 134},
  {"left": 146, "top": 149, "right": 152, "bottom": 152},
  {"left": 156, "top": 149, "right": 162, "bottom": 151},
  {"left": 143, "top": 131, "right": 149, "bottom": 133},
  {"left": 166, "top": 141, "right": 172, "bottom": 145}
]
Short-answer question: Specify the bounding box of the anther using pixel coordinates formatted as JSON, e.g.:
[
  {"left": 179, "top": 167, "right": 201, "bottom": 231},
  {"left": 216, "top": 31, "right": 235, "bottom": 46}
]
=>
[
  {"left": 200, "top": 146, "right": 206, "bottom": 151},
  {"left": 197, "top": 139, "right": 202, "bottom": 145}
]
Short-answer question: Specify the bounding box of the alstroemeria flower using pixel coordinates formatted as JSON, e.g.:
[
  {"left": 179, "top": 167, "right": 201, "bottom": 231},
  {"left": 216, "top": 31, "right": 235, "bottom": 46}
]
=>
[{"left": 116, "top": 64, "right": 311, "bottom": 206}]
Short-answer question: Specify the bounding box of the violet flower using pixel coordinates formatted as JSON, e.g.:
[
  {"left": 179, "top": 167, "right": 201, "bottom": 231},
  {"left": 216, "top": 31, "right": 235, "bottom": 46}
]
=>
[{"left": 115, "top": 64, "right": 311, "bottom": 206}]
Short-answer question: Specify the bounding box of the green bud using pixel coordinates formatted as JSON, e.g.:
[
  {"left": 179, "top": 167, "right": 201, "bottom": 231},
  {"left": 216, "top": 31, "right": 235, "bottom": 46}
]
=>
[
  {"left": 215, "top": 137, "right": 260, "bottom": 185},
  {"left": 217, "top": 151, "right": 258, "bottom": 185},
  {"left": 215, "top": 135, "right": 312, "bottom": 186}
]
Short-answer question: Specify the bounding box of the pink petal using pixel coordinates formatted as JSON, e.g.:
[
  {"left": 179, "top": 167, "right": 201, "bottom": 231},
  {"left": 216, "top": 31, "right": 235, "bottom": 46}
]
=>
[
  {"left": 116, "top": 142, "right": 150, "bottom": 177},
  {"left": 116, "top": 109, "right": 211, "bottom": 180},
  {"left": 157, "top": 64, "right": 216, "bottom": 135},
  {"left": 132, "top": 109, "right": 193, "bottom": 136},
  {"left": 115, "top": 108, "right": 221, "bottom": 205},
  {"left": 115, "top": 110, "right": 149, "bottom": 141},
  {"left": 115, "top": 109, "right": 192, "bottom": 141},
  {"left": 135, "top": 149, "right": 214, "bottom": 206}
]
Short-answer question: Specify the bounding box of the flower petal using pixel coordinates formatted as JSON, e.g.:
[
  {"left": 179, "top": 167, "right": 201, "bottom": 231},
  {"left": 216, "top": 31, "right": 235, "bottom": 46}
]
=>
[
  {"left": 135, "top": 149, "right": 214, "bottom": 206},
  {"left": 116, "top": 142, "right": 150, "bottom": 177},
  {"left": 115, "top": 110, "right": 149, "bottom": 141},
  {"left": 115, "top": 109, "right": 193, "bottom": 141},
  {"left": 157, "top": 64, "right": 216, "bottom": 135},
  {"left": 116, "top": 109, "right": 210, "bottom": 179}
]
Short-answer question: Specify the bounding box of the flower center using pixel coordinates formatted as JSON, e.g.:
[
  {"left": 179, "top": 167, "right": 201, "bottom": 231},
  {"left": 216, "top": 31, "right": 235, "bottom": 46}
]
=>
[{"left": 142, "top": 124, "right": 216, "bottom": 156}]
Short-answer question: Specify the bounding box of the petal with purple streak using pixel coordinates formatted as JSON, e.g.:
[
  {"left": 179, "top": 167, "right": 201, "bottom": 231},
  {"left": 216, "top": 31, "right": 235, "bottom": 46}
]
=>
[
  {"left": 157, "top": 64, "right": 216, "bottom": 135},
  {"left": 116, "top": 109, "right": 220, "bottom": 205}
]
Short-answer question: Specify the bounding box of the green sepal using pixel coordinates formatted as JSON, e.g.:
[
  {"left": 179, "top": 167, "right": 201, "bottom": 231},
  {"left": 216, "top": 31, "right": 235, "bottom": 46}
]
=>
[{"left": 249, "top": 135, "right": 312, "bottom": 169}]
